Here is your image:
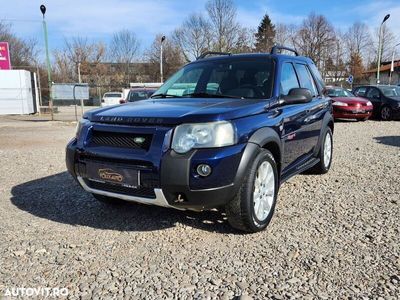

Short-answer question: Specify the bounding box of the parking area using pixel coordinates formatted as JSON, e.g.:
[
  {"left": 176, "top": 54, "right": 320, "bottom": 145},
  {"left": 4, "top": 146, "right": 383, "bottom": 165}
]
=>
[{"left": 0, "top": 116, "right": 399, "bottom": 299}]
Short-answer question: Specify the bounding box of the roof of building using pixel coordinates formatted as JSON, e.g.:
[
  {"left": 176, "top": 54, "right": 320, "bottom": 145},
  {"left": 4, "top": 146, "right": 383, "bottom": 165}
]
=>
[{"left": 364, "top": 60, "right": 400, "bottom": 74}]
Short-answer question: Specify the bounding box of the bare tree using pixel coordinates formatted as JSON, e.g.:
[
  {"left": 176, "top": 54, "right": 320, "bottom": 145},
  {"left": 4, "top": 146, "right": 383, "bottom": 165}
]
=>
[
  {"left": 293, "top": 13, "right": 336, "bottom": 74},
  {"left": 53, "top": 37, "right": 106, "bottom": 85},
  {"left": 206, "top": 0, "right": 240, "bottom": 52},
  {"left": 145, "top": 34, "right": 185, "bottom": 82},
  {"left": 109, "top": 29, "right": 140, "bottom": 63},
  {"left": 379, "top": 24, "right": 395, "bottom": 62},
  {"left": 343, "top": 22, "right": 373, "bottom": 57},
  {"left": 173, "top": 13, "right": 213, "bottom": 62},
  {"left": 275, "top": 23, "right": 296, "bottom": 48},
  {"left": 0, "top": 21, "right": 38, "bottom": 67}
]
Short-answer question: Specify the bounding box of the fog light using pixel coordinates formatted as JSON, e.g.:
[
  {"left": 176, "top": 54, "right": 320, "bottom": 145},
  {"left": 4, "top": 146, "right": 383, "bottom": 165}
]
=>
[{"left": 197, "top": 164, "right": 212, "bottom": 177}]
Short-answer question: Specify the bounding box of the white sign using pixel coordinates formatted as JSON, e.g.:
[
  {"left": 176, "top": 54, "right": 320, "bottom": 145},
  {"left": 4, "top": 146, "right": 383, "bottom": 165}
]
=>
[
  {"left": 52, "top": 84, "right": 89, "bottom": 100},
  {"left": 346, "top": 75, "right": 353, "bottom": 84}
]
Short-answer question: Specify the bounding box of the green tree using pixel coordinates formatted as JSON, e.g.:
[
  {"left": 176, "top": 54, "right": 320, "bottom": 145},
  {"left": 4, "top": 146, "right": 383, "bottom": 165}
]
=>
[{"left": 254, "top": 14, "right": 276, "bottom": 52}]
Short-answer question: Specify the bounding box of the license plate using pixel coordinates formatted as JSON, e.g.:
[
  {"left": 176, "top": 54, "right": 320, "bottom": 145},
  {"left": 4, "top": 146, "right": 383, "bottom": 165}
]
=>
[
  {"left": 86, "top": 162, "right": 139, "bottom": 188},
  {"left": 352, "top": 110, "right": 365, "bottom": 113}
]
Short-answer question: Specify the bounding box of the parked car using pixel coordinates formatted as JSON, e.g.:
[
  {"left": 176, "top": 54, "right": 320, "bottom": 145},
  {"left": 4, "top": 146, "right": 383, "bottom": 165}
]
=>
[
  {"left": 121, "top": 88, "right": 156, "bottom": 104},
  {"left": 325, "top": 86, "right": 373, "bottom": 121},
  {"left": 353, "top": 85, "right": 400, "bottom": 120},
  {"left": 101, "top": 92, "right": 124, "bottom": 107},
  {"left": 67, "top": 46, "right": 334, "bottom": 232}
]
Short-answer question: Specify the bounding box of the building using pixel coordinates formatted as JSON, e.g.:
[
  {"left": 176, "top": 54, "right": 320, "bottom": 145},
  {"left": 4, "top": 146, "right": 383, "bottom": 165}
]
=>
[{"left": 363, "top": 60, "right": 400, "bottom": 85}]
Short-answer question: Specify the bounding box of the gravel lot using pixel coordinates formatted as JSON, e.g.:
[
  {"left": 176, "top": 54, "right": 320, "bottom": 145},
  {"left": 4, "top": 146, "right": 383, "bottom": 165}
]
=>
[{"left": 0, "top": 115, "right": 399, "bottom": 299}]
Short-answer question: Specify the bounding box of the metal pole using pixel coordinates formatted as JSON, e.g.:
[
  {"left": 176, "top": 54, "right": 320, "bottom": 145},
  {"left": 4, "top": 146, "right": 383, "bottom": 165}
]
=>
[
  {"left": 160, "top": 43, "right": 163, "bottom": 83},
  {"left": 42, "top": 18, "right": 53, "bottom": 120},
  {"left": 36, "top": 65, "right": 42, "bottom": 107},
  {"left": 377, "top": 26, "right": 383, "bottom": 85},
  {"left": 389, "top": 42, "right": 400, "bottom": 85},
  {"left": 376, "top": 14, "right": 390, "bottom": 85},
  {"left": 78, "top": 62, "right": 84, "bottom": 116}
]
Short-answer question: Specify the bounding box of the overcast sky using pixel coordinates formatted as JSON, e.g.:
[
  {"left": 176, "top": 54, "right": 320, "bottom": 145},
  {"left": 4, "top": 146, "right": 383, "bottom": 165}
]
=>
[{"left": 1, "top": 0, "right": 400, "bottom": 59}]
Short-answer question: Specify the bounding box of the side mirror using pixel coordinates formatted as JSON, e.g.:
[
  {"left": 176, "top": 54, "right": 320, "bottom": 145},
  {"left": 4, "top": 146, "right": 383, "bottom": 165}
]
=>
[
  {"left": 373, "top": 94, "right": 380, "bottom": 100},
  {"left": 282, "top": 88, "right": 313, "bottom": 104}
]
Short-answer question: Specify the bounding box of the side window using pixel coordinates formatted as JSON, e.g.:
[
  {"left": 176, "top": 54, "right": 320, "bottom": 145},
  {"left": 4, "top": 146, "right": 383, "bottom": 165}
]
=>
[
  {"left": 295, "top": 64, "right": 318, "bottom": 97},
  {"left": 280, "top": 63, "right": 299, "bottom": 96},
  {"left": 354, "top": 87, "right": 367, "bottom": 97},
  {"left": 366, "top": 88, "right": 380, "bottom": 100}
]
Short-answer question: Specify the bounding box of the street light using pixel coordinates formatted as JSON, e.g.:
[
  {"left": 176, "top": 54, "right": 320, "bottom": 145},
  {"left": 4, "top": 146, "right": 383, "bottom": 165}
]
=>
[
  {"left": 376, "top": 14, "right": 390, "bottom": 84},
  {"left": 160, "top": 35, "right": 166, "bottom": 83},
  {"left": 389, "top": 42, "right": 400, "bottom": 85},
  {"left": 40, "top": 4, "right": 54, "bottom": 120}
]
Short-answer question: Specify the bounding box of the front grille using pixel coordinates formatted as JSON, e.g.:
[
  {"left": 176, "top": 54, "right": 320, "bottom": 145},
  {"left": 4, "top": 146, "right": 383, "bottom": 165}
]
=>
[
  {"left": 90, "top": 130, "right": 152, "bottom": 150},
  {"left": 86, "top": 179, "right": 156, "bottom": 199}
]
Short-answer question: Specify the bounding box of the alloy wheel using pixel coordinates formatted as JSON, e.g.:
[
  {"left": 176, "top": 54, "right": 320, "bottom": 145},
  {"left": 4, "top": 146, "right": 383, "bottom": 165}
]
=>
[{"left": 253, "top": 161, "right": 275, "bottom": 222}]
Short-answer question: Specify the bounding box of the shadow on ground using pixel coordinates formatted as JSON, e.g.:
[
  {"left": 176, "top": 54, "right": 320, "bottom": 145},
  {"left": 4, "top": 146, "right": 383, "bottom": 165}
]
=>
[
  {"left": 374, "top": 136, "right": 400, "bottom": 148},
  {"left": 10, "top": 172, "right": 237, "bottom": 234}
]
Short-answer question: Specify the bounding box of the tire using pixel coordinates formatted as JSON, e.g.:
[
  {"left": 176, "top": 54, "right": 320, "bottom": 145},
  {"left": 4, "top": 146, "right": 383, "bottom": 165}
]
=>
[
  {"left": 92, "top": 193, "right": 125, "bottom": 205},
  {"left": 225, "top": 149, "right": 279, "bottom": 233},
  {"left": 309, "top": 127, "right": 333, "bottom": 174},
  {"left": 380, "top": 106, "right": 392, "bottom": 121}
]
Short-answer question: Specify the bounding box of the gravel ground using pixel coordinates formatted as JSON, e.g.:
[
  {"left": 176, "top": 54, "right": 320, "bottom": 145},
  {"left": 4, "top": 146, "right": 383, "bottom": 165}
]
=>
[{"left": 0, "top": 116, "right": 399, "bottom": 299}]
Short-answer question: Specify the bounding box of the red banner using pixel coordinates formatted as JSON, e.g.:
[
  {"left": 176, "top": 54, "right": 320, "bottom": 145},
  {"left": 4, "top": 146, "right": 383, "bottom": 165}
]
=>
[{"left": 0, "top": 42, "right": 11, "bottom": 70}]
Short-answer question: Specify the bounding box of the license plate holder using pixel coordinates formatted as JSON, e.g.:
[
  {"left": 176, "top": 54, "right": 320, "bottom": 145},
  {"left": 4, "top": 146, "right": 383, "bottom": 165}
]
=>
[{"left": 86, "top": 162, "right": 140, "bottom": 188}]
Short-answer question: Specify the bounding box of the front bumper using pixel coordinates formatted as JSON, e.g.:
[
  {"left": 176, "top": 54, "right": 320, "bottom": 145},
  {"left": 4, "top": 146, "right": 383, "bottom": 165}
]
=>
[
  {"left": 66, "top": 138, "right": 258, "bottom": 210},
  {"left": 333, "top": 106, "right": 373, "bottom": 119}
]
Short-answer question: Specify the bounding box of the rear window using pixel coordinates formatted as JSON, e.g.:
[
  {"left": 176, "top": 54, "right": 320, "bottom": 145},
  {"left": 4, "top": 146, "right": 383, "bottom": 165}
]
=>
[
  {"left": 128, "top": 91, "right": 151, "bottom": 102},
  {"left": 104, "top": 93, "right": 122, "bottom": 97}
]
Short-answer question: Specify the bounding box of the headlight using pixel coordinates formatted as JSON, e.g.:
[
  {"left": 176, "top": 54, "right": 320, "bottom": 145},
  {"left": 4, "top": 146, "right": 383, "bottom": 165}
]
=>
[
  {"left": 75, "top": 118, "right": 90, "bottom": 138},
  {"left": 366, "top": 101, "right": 373, "bottom": 106},
  {"left": 172, "top": 121, "right": 236, "bottom": 153},
  {"left": 332, "top": 101, "right": 348, "bottom": 106}
]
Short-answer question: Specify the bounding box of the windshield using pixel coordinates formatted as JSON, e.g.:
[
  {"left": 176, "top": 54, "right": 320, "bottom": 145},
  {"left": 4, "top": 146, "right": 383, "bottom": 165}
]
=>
[
  {"left": 104, "top": 93, "right": 122, "bottom": 98},
  {"left": 153, "top": 58, "right": 274, "bottom": 99},
  {"left": 128, "top": 91, "right": 153, "bottom": 102},
  {"left": 326, "top": 88, "right": 354, "bottom": 97},
  {"left": 380, "top": 86, "right": 400, "bottom": 97}
]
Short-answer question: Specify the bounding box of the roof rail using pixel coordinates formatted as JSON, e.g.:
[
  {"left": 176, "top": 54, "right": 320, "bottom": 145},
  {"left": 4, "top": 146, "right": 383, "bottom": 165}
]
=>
[
  {"left": 197, "top": 51, "right": 231, "bottom": 60},
  {"left": 270, "top": 45, "right": 299, "bottom": 56}
]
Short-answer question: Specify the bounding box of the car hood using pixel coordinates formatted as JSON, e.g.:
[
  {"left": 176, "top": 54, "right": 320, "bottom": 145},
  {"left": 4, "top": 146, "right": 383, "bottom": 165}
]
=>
[
  {"left": 332, "top": 97, "right": 371, "bottom": 105},
  {"left": 86, "top": 98, "right": 270, "bottom": 125}
]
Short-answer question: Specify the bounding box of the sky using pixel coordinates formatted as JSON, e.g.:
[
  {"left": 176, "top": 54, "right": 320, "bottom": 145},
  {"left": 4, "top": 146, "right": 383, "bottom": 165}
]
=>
[{"left": 1, "top": 0, "right": 400, "bottom": 60}]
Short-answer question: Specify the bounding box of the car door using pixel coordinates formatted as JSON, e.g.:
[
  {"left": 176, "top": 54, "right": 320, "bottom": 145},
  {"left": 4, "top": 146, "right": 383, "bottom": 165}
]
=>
[
  {"left": 365, "top": 87, "right": 382, "bottom": 115},
  {"left": 279, "top": 62, "right": 317, "bottom": 172}
]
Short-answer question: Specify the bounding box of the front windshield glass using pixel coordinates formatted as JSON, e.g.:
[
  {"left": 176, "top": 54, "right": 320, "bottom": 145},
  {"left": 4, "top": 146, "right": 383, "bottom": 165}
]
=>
[
  {"left": 153, "top": 58, "right": 274, "bottom": 99},
  {"left": 380, "top": 86, "right": 400, "bottom": 97},
  {"left": 326, "top": 88, "right": 354, "bottom": 97}
]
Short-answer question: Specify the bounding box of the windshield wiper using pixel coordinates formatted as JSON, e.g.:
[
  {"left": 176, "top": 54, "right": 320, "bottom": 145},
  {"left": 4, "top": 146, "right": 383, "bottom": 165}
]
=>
[
  {"left": 150, "top": 93, "right": 182, "bottom": 99},
  {"left": 185, "top": 92, "right": 243, "bottom": 99}
]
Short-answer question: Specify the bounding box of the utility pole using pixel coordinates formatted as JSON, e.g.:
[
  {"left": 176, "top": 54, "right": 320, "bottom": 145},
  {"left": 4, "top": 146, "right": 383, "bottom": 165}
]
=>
[
  {"left": 377, "top": 14, "right": 390, "bottom": 85},
  {"left": 160, "top": 35, "right": 166, "bottom": 83},
  {"left": 40, "top": 4, "right": 54, "bottom": 120},
  {"left": 78, "top": 62, "right": 84, "bottom": 116},
  {"left": 389, "top": 42, "right": 400, "bottom": 85}
]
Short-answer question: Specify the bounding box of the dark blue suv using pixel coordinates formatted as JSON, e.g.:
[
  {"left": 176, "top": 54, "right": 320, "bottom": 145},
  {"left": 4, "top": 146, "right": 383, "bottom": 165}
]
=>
[{"left": 66, "top": 46, "right": 334, "bottom": 232}]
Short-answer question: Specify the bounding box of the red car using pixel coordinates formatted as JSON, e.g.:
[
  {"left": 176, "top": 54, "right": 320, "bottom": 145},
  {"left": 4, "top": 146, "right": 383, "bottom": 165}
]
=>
[{"left": 326, "top": 87, "right": 373, "bottom": 121}]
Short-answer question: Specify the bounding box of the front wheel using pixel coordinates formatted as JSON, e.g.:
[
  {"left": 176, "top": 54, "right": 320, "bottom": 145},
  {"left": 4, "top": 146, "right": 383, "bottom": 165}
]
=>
[
  {"left": 225, "top": 149, "right": 279, "bottom": 233},
  {"left": 309, "top": 127, "right": 333, "bottom": 174},
  {"left": 380, "top": 106, "right": 392, "bottom": 121}
]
